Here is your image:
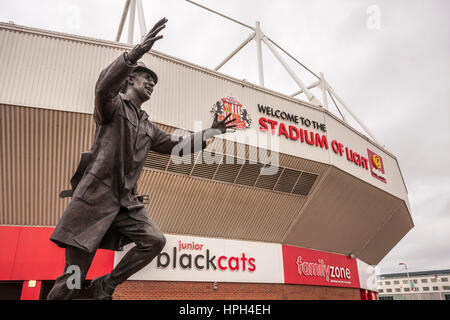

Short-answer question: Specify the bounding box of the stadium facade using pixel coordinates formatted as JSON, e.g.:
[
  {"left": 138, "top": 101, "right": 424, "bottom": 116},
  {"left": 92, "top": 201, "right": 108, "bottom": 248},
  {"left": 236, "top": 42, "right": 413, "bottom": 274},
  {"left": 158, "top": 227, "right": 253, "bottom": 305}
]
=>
[{"left": 0, "top": 22, "right": 413, "bottom": 300}]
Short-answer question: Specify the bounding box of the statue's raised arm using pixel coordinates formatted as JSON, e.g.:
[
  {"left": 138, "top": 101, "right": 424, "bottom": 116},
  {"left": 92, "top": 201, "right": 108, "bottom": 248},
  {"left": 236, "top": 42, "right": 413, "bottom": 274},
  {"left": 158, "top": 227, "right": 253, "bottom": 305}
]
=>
[{"left": 94, "top": 18, "right": 168, "bottom": 124}]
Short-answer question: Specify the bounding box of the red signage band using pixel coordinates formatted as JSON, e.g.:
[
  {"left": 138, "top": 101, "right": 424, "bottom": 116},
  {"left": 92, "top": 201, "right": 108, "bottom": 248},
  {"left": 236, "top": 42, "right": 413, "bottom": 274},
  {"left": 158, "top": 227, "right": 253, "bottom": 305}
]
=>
[
  {"left": 0, "top": 226, "right": 114, "bottom": 281},
  {"left": 259, "top": 116, "right": 378, "bottom": 174},
  {"left": 1, "top": 226, "right": 364, "bottom": 290},
  {"left": 282, "top": 244, "right": 360, "bottom": 288}
]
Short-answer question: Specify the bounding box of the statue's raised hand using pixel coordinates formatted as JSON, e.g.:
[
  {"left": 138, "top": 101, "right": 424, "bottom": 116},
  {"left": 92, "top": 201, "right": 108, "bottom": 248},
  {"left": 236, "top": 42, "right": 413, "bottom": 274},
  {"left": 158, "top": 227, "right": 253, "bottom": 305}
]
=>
[
  {"left": 125, "top": 18, "right": 168, "bottom": 64},
  {"left": 211, "top": 113, "right": 237, "bottom": 134},
  {"left": 140, "top": 17, "right": 168, "bottom": 52}
]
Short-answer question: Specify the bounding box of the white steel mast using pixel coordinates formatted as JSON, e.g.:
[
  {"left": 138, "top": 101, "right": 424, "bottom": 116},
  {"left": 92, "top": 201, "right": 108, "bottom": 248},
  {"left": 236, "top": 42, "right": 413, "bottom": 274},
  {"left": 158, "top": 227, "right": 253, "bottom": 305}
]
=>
[
  {"left": 115, "top": 0, "right": 381, "bottom": 145},
  {"left": 116, "top": 0, "right": 148, "bottom": 43},
  {"left": 184, "top": 0, "right": 381, "bottom": 145}
]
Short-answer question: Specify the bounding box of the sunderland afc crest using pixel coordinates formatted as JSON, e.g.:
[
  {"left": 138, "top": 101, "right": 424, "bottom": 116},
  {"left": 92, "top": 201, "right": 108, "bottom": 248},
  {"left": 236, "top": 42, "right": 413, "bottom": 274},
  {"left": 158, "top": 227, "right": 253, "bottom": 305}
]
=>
[
  {"left": 367, "top": 149, "right": 387, "bottom": 183},
  {"left": 211, "top": 96, "right": 251, "bottom": 129}
]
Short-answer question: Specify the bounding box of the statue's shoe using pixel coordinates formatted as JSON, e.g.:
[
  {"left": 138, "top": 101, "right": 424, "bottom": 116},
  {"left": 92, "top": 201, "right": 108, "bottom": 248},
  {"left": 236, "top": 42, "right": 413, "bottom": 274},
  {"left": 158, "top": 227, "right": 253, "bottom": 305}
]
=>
[{"left": 89, "top": 274, "right": 116, "bottom": 300}]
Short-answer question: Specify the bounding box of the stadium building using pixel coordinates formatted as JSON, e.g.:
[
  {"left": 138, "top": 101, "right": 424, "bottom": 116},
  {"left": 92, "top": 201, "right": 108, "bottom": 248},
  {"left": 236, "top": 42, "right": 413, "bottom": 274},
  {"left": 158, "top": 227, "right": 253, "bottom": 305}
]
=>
[
  {"left": 0, "top": 20, "right": 413, "bottom": 300},
  {"left": 378, "top": 269, "right": 450, "bottom": 300}
]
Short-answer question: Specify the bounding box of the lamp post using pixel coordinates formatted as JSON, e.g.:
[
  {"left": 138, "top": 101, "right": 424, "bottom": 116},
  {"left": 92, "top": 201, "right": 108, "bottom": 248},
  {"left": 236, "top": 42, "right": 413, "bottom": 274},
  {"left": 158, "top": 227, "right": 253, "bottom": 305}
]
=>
[{"left": 399, "top": 262, "right": 414, "bottom": 300}]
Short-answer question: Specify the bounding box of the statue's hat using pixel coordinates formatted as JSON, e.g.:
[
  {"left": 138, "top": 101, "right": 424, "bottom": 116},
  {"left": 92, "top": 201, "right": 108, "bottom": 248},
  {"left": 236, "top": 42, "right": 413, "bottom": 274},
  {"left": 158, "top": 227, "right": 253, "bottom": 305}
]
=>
[{"left": 133, "top": 62, "right": 158, "bottom": 84}]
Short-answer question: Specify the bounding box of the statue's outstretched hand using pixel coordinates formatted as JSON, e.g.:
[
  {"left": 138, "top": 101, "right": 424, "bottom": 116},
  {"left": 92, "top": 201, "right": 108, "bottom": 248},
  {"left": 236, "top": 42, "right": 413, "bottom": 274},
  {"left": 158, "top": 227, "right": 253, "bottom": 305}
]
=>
[
  {"left": 202, "top": 113, "right": 237, "bottom": 141},
  {"left": 140, "top": 17, "right": 168, "bottom": 53},
  {"left": 211, "top": 113, "right": 237, "bottom": 134}
]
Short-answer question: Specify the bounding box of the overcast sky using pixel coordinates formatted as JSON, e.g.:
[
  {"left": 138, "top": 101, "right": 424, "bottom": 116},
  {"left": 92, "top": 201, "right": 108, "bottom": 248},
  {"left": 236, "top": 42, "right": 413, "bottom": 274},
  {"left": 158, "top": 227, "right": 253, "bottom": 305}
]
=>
[{"left": 1, "top": 0, "right": 449, "bottom": 275}]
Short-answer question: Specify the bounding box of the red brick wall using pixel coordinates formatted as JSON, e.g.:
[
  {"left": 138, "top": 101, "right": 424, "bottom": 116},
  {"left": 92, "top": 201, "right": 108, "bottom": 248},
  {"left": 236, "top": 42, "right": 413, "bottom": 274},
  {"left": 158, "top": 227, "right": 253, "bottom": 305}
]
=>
[{"left": 113, "top": 281, "right": 360, "bottom": 300}]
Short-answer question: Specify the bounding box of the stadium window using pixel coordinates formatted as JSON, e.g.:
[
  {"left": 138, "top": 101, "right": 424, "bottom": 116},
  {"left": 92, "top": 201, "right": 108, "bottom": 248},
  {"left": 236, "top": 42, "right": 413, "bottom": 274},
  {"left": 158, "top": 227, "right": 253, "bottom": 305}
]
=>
[
  {"left": 441, "top": 278, "right": 448, "bottom": 282},
  {"left": 421, "top": 279, "right": 428, "bottom": 283},
  {"left": 432, "top": 286, "right": 439, "bottom": 291},
  {"left": 422, "top": 287, "right": 430, "bottom": 291}
]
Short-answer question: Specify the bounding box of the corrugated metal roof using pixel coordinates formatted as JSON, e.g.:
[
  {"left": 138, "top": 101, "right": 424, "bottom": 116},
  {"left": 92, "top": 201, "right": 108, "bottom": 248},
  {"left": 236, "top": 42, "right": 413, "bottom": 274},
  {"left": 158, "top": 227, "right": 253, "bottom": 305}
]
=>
[
  {"left": 0, "top": 22, "right": 401, "bottom": 162},
  {"left": 144, "top": 149, "right": 320, "bottom": 197},
  {"left": 137, "top": 169, "right": 308, "bottom": 243},
  {"left": 0, "top": 23, "right": 318, "bottom": 124},
  {"left": 0, "top": 104, "right": 94, "bottom": 226}
]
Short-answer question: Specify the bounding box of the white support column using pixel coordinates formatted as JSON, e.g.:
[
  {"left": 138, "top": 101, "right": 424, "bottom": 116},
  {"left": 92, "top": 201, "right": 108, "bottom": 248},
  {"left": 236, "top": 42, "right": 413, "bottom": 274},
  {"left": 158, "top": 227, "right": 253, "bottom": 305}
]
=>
[
  {"left": 185, "top": 0, "right": 254, "bottom": 30},
  {"left": 255, "top": 21, "right": 265, "bottom": 87},
  {"left": 116, "top": 0, "right": 131, "bottom": 42},
  {"left": 328, "top": 88, "right": 347, "bottom": 123},
  {"left": 182, "top": 0, "right": 382, "bottom": 145},
  {"left": 136, "top": 0, "right": 147, "bottom": 40},
  {"left": 290, "top": 80, "right": 320, "bottom": 97},
  {"left": 266, "top": 36, "right": 320, "bottom": 80},
  {"left": 127, "top": 0, "right": 136, "bottom": 44},
  {"left": 215, "top": 32, "right": 255, "bottom": 71},
  {"left": 262, "top": 36, "right": 321, "bottom": 107},
  {"left": 320, "top": 73, "right": 329, "bottom": 111}
]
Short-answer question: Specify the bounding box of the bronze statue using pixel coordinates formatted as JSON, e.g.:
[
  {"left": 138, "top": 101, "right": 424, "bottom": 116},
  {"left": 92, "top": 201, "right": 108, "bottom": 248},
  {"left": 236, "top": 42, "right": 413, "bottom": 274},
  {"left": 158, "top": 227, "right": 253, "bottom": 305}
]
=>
[{"left": 47, "top": 18, "right": 236, "bottom": 300}]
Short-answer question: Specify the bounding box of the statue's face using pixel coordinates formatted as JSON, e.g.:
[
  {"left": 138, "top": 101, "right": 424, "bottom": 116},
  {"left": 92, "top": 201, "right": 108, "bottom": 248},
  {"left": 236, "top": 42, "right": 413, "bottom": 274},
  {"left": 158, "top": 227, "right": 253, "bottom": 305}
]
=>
[{"left": 129, "top": 71, "right": 156, "bottom": 102}]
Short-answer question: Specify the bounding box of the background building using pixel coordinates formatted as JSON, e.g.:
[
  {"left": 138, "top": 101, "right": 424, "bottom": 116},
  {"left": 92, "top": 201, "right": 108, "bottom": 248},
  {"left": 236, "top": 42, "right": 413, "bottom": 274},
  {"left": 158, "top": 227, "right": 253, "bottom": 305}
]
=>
[
  {"left": 0, "top": 22, "right": 412, "bottom": 300},
  {"left": 378, "top": 269, "right": 450, "bottom": 300}
]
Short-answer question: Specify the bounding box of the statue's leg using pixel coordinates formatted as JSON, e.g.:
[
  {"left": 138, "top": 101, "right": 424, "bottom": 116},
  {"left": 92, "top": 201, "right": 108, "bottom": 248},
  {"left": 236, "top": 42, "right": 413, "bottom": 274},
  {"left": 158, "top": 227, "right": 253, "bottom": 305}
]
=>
[
  {"left": 46, "top": 246, "right": 96, "bottom": 300},
  {"left": 95, "top": 208, "right": 166, "bottom": 296}
]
